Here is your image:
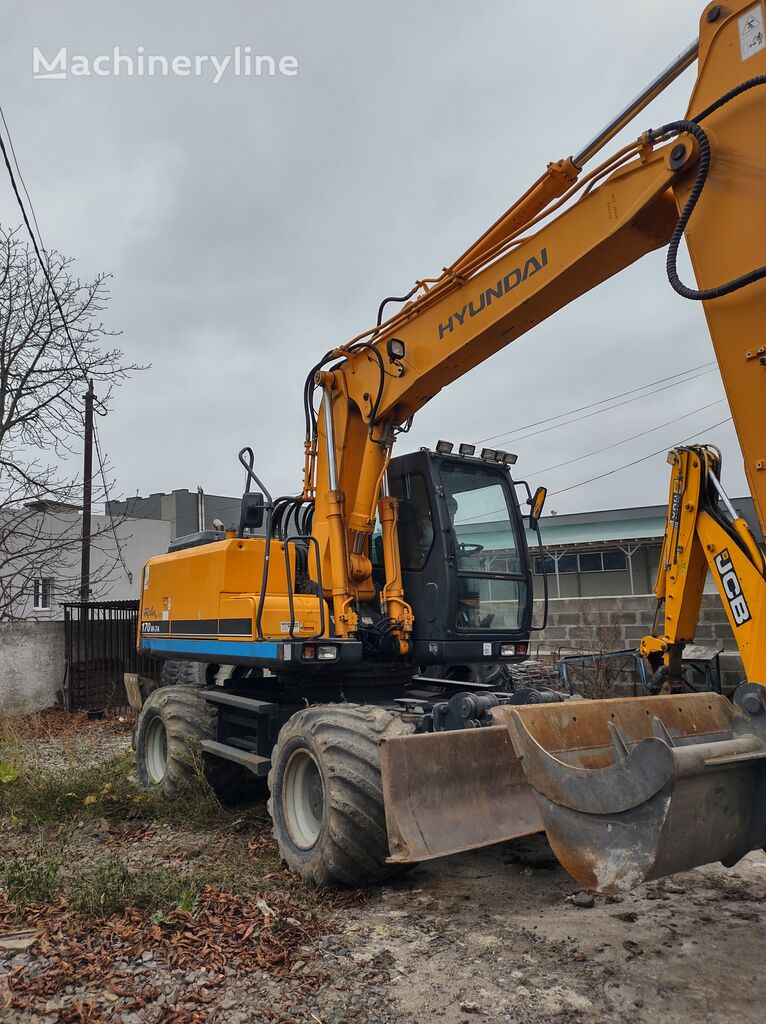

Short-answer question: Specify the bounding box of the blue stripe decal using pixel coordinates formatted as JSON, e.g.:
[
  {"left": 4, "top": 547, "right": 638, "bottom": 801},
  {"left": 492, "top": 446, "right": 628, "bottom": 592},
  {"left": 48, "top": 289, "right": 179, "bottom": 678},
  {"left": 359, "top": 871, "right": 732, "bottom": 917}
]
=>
[{"left": 141, "top": 637, "right": 280, "bottom": 660}]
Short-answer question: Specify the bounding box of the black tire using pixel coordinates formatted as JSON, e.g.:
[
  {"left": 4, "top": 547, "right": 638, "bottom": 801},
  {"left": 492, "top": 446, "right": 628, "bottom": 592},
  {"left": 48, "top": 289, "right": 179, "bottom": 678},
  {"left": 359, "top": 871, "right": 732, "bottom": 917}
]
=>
[
  {"left": 267, "top": 703, "right": 414, "bottom": 887},
  {"left": 135, "top": 685, "right": 254, "bottom": 802},
  {"left": 158, "top": 659, "right": 208, "bottom": 688}
]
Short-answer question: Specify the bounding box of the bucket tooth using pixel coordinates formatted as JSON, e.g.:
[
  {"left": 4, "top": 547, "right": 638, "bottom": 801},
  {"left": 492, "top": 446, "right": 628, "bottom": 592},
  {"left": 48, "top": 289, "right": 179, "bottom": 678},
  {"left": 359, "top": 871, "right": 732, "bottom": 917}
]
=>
[
  {"left": 608, "top": 720, "right": 630, "bottom": 761},
  {"left": 651, "top": 715, "right": 676, "bottom": 747}
]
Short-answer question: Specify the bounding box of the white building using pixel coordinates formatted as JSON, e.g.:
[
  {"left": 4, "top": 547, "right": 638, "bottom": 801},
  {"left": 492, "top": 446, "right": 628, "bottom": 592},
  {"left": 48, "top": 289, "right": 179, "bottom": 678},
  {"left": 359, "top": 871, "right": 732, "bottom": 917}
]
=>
[{"left": 0, "top": 501, "right": 170, "bottom": 620}]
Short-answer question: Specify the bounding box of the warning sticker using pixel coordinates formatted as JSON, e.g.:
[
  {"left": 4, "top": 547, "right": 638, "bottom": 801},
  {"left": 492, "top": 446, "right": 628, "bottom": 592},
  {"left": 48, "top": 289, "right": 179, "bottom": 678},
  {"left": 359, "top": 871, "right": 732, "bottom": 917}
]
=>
[{"left": 739, "top": 5, "right": 765, "bottom": 60}]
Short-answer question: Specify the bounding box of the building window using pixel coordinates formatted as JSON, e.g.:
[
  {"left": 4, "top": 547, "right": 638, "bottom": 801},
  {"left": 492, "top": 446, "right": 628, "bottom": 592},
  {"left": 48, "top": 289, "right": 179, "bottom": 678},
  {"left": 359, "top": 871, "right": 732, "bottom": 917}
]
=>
[
  {"left": 532, "top": 553, "right": 577, "bottom": 575},
  {"left": 33, "top": 577, "right": 53, "bottom": 610},
  {"left": 534, "top": 548, "right": 627, "bottom": 575},
  {"left": 602, "top": 548, "right": 628, "bottom": 571},
  {"left": 578, "top": 548, "right": 627, "bottom": 573},
  {"left": 534, "top": 555, "right": 555, "bottom": 575},
  {"left": 578, "top": 551, "right": 602, "bottom": 573}
]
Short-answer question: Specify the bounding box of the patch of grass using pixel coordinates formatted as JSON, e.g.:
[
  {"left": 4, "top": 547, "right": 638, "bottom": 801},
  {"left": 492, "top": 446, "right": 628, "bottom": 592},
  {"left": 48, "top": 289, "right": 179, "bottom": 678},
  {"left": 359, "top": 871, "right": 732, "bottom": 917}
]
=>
[
  {"left": 69, "top": 855, "right": 206, "bottom": 919},
  {"left": 0, "top": 708, "right": 135, "bottom": 742},
  {"left": 2, "top": 851, "right": 60, "bottom": 905},
  {"left": 0, "top": 752, "right": 142, "bottom": 822},
  {"left": 0, "top": 750, "right": 259, "bottom": 830}
]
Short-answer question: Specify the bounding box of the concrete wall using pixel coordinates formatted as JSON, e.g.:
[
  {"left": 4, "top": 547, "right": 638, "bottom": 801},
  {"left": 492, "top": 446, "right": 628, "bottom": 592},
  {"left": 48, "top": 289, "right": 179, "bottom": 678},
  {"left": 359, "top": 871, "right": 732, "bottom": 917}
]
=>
[
  {"left": 531, "top": 593, "right": 745, "bottom": 691},
  {"left": 0, "top": 621, "right": 65, "bottom": 714}
]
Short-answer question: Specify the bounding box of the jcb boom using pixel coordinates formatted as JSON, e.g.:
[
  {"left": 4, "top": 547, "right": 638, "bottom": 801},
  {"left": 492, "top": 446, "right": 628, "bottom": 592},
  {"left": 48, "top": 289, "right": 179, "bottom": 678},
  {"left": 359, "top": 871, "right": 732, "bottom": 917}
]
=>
[{"left": 135, "top": 0, "right": 766, "bottom": 892}]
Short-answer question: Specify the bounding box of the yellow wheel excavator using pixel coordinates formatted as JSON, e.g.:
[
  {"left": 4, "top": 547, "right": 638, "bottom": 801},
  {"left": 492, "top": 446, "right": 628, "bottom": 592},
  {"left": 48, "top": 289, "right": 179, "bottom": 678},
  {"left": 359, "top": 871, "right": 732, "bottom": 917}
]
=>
[{"left": 133, "top": 0, "right": 766, "bottom": 892}]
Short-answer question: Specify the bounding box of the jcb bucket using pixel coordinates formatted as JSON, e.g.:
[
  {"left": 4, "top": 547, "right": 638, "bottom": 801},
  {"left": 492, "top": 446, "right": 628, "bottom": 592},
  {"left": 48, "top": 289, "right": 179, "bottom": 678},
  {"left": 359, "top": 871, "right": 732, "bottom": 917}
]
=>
[
  {"left": 499, "top": 684, "right": 766, "bottom": 893},
  {"left": 380, "top": 725, "right": 543, "bottom": 863}
]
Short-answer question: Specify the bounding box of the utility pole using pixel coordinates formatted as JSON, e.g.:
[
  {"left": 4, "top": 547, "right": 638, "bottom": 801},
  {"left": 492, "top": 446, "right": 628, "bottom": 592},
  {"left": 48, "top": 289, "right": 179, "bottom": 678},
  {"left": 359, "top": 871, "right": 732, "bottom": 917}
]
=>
[{"left": 80, "top": 379, "right": 95, "bottom": 602}]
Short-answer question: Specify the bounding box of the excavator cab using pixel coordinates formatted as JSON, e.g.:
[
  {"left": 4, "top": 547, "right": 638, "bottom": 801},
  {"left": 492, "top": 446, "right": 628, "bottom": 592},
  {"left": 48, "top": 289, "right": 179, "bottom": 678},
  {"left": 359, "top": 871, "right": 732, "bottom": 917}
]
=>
[{"left": 379, "top": 446, "right": 537, "bottom": 667}]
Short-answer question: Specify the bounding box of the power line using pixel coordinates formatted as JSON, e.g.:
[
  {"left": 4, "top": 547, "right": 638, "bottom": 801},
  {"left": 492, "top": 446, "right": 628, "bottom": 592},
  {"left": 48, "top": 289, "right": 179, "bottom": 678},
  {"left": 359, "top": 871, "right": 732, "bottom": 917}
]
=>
[
  {"left": 527, "top": 398, "right": 726, "bottom": 477},
  {"left": 0, "top": 104, "right": 46, "bottom": 253},
  {"left": 476, "top": 361, "right": 716, "bottom": 444},
  {"left": 0, "top": 103, "right": 132, "bottom": 586},
  {"left": 0, "top": 109, "right": 90, "bottom": 382},
  {"left": 458, "top": 411, "right": 732, "bottom": 523},
  {"left": 547, "top": 416, "right": 733, "bottom": 497},
  {"left": 93, "top": 416, "right": 133, "bottom": 584},
  {"left": 498, "top": 366, "right": 717, "bottom": 445}
]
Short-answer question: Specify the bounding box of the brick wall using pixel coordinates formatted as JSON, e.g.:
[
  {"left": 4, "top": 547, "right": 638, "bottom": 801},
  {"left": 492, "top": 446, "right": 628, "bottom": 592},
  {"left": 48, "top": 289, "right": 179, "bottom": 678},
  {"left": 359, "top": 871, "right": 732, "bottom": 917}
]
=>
[{"left": 530, "top": 593, "right": 745, "bottom": 690}]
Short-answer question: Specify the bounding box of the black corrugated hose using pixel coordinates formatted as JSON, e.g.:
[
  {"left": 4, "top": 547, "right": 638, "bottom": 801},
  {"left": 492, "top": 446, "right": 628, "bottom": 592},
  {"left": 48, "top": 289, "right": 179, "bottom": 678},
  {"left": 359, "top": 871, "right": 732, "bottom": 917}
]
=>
[{"left": 648, "top": 74, "right": 766, "bottom": 302}]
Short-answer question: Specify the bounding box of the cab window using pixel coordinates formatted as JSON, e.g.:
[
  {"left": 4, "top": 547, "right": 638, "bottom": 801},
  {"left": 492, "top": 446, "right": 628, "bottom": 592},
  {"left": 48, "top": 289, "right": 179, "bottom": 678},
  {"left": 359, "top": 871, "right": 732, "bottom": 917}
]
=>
[{"left": 389, "top": 472, "right": 434, "bottom": 571}]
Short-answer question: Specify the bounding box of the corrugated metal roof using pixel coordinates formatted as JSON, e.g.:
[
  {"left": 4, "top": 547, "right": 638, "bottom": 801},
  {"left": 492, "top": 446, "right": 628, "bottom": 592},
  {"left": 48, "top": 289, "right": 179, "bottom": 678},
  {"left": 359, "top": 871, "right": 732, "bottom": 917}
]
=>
[
  {"left": 525, "top": 516, "right": 666, "bottom": 548},
  {"left": 457, "top": 515, "right": 666, "bottom": 551}
]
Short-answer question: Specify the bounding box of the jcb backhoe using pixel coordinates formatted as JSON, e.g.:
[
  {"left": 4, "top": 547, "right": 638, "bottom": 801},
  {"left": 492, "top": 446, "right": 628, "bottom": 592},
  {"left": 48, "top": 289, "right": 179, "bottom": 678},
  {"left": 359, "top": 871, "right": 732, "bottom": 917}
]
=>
[{"left": 132, "top": 0, "right": 766, "bottom": 892}]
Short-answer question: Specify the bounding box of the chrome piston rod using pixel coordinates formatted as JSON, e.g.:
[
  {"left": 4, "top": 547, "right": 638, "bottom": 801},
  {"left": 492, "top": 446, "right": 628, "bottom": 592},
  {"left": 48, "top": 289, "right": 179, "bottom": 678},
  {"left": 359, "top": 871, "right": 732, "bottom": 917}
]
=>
[{"left": 573, "top": 38, "right": 699, "bottom": 168}]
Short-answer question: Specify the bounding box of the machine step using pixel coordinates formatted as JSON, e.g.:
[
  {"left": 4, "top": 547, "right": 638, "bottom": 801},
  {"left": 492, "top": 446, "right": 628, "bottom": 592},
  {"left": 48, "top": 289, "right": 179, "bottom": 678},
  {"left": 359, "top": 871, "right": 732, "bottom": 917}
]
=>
[
  {"left": 203, "top": 690, "right": 279, "bottom": 714},
  {"left": 200, "top": 738, "right": 271, "bottom": 777}
]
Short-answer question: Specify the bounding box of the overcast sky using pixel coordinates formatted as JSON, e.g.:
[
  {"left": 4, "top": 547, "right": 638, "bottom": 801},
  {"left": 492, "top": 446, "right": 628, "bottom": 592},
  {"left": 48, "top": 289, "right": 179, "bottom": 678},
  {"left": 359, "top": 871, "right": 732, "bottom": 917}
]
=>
[{"left": 1, "top": 0, "right": 746, "bottom": 516}]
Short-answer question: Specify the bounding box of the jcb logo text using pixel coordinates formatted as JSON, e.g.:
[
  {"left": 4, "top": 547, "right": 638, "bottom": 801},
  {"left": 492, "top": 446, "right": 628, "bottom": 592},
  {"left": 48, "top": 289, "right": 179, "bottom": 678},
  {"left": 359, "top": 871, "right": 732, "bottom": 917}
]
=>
[{"left": 714, "top": 549, "right": 751, "bottom": 626}]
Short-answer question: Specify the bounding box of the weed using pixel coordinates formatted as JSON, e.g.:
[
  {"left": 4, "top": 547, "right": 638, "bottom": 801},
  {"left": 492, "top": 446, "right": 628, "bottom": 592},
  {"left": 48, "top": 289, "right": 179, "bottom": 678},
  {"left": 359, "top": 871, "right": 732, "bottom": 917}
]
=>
[
  {"left": 176, "top": 886, "right": 201, "bottom": 919},
  {"left": 1, "top": 852, "right": 60, "bottom": 905},
  {"left": 0, "top": 752, "right": 142, "bottom": 822},
  {"left": 69, "top": 855, "right": 205, "bottom": 918},
  {"left": 0, "top": 750, "right": 260, "bottom": 830}
]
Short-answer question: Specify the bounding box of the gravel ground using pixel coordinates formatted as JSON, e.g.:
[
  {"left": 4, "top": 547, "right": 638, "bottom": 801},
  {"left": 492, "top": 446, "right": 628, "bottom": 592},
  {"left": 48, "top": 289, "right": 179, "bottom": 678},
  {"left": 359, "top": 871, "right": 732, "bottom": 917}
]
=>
[{"left": 2, "top": 723, "right": 766, "bottom": 1024}]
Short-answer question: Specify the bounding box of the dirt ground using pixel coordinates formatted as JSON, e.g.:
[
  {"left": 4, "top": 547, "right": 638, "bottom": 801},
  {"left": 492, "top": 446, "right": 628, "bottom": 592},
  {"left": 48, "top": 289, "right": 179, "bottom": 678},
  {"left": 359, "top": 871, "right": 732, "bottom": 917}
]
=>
[{"left": 2, "top": 715, "right": 766, "bottom": 1024}]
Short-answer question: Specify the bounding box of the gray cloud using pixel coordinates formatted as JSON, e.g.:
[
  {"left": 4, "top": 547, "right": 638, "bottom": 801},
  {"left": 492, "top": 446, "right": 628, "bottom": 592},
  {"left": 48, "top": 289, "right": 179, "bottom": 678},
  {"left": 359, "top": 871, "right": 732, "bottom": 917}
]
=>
[{"left": 1, "top": 0, "right": 743, "bottom": 515}]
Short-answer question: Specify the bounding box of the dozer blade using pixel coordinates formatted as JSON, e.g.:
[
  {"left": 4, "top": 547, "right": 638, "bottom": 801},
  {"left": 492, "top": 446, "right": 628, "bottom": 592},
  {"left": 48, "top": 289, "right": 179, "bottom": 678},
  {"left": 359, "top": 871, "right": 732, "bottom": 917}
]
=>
[
  {"left": 498, "top": 685, "right": 766, "bottom": 893},
  {"left": 380, "top": 725, "right": 544, "bottom": 863}
]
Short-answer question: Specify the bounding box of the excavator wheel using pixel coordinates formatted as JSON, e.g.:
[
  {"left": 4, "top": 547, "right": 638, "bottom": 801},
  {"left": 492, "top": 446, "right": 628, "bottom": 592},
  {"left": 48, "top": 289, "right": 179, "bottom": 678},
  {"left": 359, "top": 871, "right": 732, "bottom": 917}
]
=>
[
  {"left": 268, "top": 704, "right": 414, "bottom": 887},
  {"left": 158, "top": 659, "right": 212, "bottom": 688},
  {"left": 135, "top": 685, "right": 256, "bottom": 803}
]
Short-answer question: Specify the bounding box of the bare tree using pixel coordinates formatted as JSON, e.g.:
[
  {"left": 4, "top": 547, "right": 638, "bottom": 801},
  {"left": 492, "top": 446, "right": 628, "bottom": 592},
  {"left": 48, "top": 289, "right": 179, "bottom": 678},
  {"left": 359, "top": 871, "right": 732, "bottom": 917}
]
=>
[{"left": 0, "top": 225, "right": 142, "bottom": 620}]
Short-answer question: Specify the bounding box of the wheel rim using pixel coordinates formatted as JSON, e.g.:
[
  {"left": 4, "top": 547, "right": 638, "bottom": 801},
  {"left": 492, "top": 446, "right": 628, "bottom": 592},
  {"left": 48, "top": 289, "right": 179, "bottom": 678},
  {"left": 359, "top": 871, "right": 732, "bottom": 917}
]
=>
[
  {"left": 145, "top": 716, "right": 168, "bottom": 784},
  {"left": 283, "top": 748, "right": 325, "bottom": 850}
]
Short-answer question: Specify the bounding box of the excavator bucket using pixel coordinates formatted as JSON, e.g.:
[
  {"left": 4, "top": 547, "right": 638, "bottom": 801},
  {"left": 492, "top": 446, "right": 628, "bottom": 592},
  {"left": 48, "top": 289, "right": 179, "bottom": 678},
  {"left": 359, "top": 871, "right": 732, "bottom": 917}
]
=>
[
  {"left": 500, "top": 686, "right": 766, "bottom": 892},
  {"left": 380, "top": 686, "right": 766, "bottom": 892},
  {"left": 380, "top": 725, "right": 543, "bottom": 863}
]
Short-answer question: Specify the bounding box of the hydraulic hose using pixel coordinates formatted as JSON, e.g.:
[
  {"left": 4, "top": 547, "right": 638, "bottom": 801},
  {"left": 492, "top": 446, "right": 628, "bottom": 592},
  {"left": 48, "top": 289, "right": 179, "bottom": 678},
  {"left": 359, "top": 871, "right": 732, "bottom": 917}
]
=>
[{"left": 648, "top": 75, "right": 766, "bottom": 302}]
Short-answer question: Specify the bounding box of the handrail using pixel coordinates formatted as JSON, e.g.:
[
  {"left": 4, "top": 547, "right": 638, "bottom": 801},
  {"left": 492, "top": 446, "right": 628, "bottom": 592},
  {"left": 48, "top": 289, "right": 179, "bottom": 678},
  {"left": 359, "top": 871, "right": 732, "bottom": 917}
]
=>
[{"left": 283, "top": 535, "right": 326, "bottom": 640}]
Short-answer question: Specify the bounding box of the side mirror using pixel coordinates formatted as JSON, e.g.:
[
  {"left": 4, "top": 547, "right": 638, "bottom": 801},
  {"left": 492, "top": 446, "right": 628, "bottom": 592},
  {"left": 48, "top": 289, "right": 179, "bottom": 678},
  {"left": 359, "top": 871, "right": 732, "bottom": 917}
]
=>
[
  {"left": 528, "top": 486, "right": 547, "bottom": 530},
  {"left": 239, "top": 491, "right": 265, "bottom": 533}
]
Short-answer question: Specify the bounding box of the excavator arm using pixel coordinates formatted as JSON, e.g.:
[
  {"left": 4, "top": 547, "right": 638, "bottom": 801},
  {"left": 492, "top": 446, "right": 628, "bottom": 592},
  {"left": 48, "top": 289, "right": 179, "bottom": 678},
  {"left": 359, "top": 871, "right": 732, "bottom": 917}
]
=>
[
  {"left": 309, "top": 0, "right": 766, "bottom": 662},
  {"left": 138, "top": 0, "right": 766, "bottom": 895},
  {"left": 641, "top": 445, "right": 766, "bottom": 686},
  {"left": 371, "top": 0, "right": 766, "bottom": 891}
]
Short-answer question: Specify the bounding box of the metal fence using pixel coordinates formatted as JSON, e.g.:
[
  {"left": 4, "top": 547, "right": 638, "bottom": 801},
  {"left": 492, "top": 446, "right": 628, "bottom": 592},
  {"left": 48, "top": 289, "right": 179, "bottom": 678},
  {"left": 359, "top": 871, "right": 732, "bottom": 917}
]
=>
[{"left": 63, "top": 600, "right": 162, "bottom": 711}]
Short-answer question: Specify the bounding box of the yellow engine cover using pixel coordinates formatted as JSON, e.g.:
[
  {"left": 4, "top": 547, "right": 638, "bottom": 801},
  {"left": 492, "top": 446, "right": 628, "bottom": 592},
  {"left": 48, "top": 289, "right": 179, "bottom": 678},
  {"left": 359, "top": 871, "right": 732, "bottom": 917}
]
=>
[{"left": 139, "top": 537, "right": 328, "bottom": 654}]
